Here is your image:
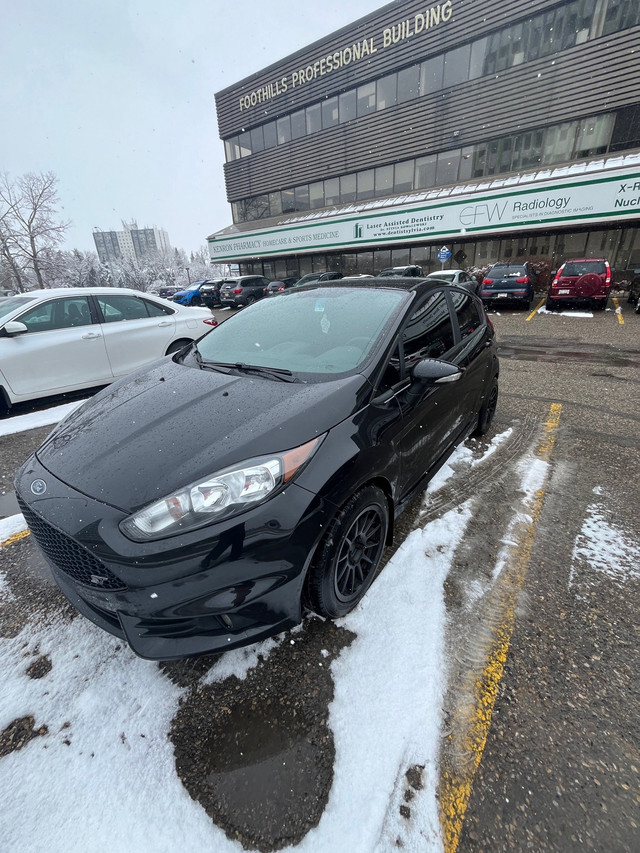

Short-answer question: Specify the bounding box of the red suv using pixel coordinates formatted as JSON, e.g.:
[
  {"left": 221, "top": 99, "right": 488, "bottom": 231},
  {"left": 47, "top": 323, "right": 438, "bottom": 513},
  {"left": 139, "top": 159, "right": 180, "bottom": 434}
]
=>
[{"left": 546, "top": 258, "right": 611, "bottom": 311}]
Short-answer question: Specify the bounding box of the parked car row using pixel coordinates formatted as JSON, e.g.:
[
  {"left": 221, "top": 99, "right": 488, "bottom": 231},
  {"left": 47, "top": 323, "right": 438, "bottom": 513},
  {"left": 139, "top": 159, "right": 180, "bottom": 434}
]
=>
[{"left": 162, "top": 256, "right": 622, "bottom": 315}]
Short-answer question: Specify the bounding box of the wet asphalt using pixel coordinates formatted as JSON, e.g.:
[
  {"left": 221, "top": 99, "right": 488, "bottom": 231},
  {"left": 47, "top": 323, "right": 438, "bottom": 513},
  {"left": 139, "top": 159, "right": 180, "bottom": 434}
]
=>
[{"left": 1, "top": 293, "right": 639, "bottom": 850}]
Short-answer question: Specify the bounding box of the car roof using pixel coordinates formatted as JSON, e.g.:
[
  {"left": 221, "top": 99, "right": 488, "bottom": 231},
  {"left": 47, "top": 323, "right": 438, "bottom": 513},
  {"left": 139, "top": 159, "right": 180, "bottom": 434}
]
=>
[
  {"left": 290, "top": 276, "right": 444, "bottom": 298},
  {"left": 561, "top": 257, "right": 609, "bottom": 263},
  {"left": 5, "top": 287, "right": 162, "bottom": 299}
]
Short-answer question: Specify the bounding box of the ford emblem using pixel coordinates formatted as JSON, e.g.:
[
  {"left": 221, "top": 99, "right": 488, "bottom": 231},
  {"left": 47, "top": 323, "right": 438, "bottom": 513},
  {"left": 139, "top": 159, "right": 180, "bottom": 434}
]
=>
[{"left": 30, "top": 479, "right": 47, "bottom": 495}]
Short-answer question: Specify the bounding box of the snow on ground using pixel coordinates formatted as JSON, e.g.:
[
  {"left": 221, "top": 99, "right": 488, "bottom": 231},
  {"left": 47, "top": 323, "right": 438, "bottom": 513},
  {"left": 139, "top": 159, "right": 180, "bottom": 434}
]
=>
[
  {"left": 0, "top": 406, "right": 517, "bottom": 852},
  {"left": 537, "top": 306, "right": 593, "bottom": 317},
  {"left": 569, "top": 493, "right": 640, "bottom": 589}
]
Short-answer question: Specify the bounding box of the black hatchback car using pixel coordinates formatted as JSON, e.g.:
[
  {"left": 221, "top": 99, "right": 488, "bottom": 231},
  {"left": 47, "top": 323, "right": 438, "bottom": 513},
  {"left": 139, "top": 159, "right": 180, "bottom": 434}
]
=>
[
  {"left": 479, "top": 262, "right": 537, "bottom": 309},
  {"left": 15, "top": 279, "right": 499, "bottom": 660},
  {"left": 219, "top": 275, "right": 270, "bottom": 308}
]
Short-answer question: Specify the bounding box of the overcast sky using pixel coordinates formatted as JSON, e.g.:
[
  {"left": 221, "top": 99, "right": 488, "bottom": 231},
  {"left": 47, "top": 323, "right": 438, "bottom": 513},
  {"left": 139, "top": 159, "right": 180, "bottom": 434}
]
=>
[{"left": 1, "top": 0, "right": 386, "bottom": 256}]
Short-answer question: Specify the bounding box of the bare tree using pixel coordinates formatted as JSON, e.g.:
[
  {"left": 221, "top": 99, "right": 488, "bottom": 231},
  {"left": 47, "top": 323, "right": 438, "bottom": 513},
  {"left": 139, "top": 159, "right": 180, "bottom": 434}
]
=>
[{"left": 0, "top": 171, "right": 70, "bottom": 288}]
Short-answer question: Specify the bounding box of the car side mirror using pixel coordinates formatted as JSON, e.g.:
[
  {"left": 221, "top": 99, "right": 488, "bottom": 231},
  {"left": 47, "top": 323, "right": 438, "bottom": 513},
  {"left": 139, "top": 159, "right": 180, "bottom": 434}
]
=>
[
  {"left": 413, "top": 358, "right": 463, "bottom": 384},
  {"left": 2, "top": 320, "right": 28, "bottom": 337}
]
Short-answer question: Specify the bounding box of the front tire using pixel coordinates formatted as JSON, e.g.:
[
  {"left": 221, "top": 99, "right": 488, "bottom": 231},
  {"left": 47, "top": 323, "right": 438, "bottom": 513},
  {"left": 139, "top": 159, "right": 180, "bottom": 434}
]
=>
[{"left": 308, "top": 486, "right": 388, "bottom": 619}]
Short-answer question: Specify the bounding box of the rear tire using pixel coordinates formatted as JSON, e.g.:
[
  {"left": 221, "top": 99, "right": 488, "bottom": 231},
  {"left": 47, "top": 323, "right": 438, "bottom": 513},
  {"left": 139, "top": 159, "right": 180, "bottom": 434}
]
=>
[
  {"left": 474, "top": 379, "right": 499, "bottom": 436},
  {"left": 307, "top": 486, "right": 388, "bottom": 619},
  {"left": 166, "top": 338, "right": 192, "bottom": 355},
  {"left": 545, "top": 297, "right": 557, "bottom": 311}
]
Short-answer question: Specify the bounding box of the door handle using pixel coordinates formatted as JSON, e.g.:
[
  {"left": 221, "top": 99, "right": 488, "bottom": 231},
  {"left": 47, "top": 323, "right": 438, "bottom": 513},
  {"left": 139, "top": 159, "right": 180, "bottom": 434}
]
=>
[
  {"left": 157, "top": 321, "right": 172, "bottom": 327},
  {"left": 81, "top": 332, "right": 102, "bottom": 340}
]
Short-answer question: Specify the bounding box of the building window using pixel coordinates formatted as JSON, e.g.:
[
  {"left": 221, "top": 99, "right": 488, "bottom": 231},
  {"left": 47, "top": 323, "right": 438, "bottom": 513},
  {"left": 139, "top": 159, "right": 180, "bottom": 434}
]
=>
[
  {"left": 435, "top": 151, "right": 460, "bottom": 185},
  {"left": 325, "top": 177, "right": 340, "bottom": 206},
  {"left": 281, "top": 188, "right": 296, "bottom": 213},
  {"left": 443, "top": 45, "right": 470, "bottom": 88},
  {"left": 339, "top": 90, "right": 356, "bottom": 123},
  {"left": 309, "top": 182, "right": 325, "bottom": 209},
  {"left": 375, "top": 165, "right": 394, "bottom": 196},
  {"left": 397, "top": 65, "right": 420, "bottom": 103},
  {"left": 340, "top": 174, "right": 357, "bottom": 204},
  {"left": 376, "top": 74, "right": 397, "bottom": 111},
  {"left": 291, "top": 109, "right": 306, "bottom": 140},
  {"left": 322, "top": 96, "right": 339, "bottom": 128},
  {"left": 394, "top": 161, "right": 414, "bottom": 194},
  {"left": 357, "top": 170, "right": 375, "bottom": 201},
  {"left": 263, "top": 121, "right": 278, "bottom": 149},
  {"left": 357, "top": 82, "right": 376, "bottom": 117},
  {"left": 415, "top": 155, "right": 437, "bottom": 189},
  {"left": 250, "top": 126, "right": 264, "bottom": 154},
  {"left": 306, "top": 103, "right": 322, "bottom": 135},
  {"left": 277, "top": 115, "right": 292, "bottom": 145},
  {"left": 420, "top": 55, "right": 444, "bottom": 95}
]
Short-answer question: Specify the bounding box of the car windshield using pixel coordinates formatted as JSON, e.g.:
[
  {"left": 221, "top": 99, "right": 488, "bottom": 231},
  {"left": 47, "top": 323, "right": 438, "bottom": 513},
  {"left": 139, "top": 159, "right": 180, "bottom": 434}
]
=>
[
  {"left": 562, "top": 261, "right": 606, "bottom": 276},
  {"left": 0, "top": 296, "right": 37, "bottom": 320},
  {"left": 193, "top": 286, "right": 407, "bottom": 378}
]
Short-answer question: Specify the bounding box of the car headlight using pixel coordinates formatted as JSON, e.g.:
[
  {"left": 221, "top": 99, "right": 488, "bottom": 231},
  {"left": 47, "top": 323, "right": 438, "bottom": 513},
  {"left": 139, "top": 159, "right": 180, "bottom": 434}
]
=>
[{"left": 120, "top": 436, "right": 322, "bottom": 541}]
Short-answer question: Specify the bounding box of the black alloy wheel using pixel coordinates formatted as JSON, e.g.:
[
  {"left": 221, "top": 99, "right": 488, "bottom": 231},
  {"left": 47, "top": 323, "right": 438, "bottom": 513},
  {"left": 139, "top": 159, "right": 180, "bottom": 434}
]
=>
[
  {"left": 245, "top": 295, "right": 256, "bottom": 305},
  {"left": 308, "top": 486, "right": 388, "bottom": 619},
  {"left": 474, "top": 379, "right": 499, "bottom": 436}
]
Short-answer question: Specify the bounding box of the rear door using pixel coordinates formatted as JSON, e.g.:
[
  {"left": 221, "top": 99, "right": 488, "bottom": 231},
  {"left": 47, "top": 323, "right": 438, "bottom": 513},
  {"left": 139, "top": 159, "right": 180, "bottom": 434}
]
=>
[{"left": 94, "top": 293, "right": 176, "bottom": 377}]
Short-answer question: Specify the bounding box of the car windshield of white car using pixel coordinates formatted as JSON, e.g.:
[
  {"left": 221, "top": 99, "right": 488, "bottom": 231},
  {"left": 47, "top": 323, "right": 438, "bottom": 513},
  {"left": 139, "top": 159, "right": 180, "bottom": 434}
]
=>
[
  {"left": 0, "top": 296, "right": 36, "bottom": 320},
  {"left": 193, "top": 287, "right": 407, "bottom": 379}
]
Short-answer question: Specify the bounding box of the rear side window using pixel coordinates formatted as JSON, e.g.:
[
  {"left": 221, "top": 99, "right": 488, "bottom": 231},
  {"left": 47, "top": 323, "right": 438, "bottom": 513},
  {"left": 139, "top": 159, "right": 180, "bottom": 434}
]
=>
[
  {"left": 450, "top": 290, "right": 483, "bottom": 340},
  {"left": 97, "top": 294, "right": 171, "bottom": 322}
]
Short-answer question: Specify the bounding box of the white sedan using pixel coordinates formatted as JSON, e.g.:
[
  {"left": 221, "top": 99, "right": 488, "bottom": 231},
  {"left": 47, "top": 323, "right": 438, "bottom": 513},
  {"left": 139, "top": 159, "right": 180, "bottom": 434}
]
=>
[
  {"left": 0, "top": 287, "right": 217, "bottom": 413},
  {"left": 426, "top": 270, "right": 480, "bottom": 293}
]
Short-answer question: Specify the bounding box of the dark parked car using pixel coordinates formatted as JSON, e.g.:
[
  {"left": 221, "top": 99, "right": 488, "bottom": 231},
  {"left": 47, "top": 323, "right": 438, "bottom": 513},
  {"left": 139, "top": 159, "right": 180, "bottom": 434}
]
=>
[
  {"left": 377, "top": 265, "right": 424, "bottom": 278},
  {"left": 15, "top": 278, "right": 498, "bottom": 660},
  {"left": 479, "top": 262, "right": 536, "bottom": 309},
  {"left": 628, "top": 270, "right": 640, "bottom": 313},
  {"left": 219, "top": 275, "right": 270, "bottom": 308},
  {"left": 156, "top": 286, "right": 181, "bottom": 300},
  {"left": 546, "top": 258, "right": 612, "bottom": 311},
  {"left": 199, "top": 280, "right": 223, "bottom": 308},
  {"left": 265, "top": 278, "right": 297, "bottom": 296},
  {"left": 293, "top": 271, "right": 343, "bottom": 287}
]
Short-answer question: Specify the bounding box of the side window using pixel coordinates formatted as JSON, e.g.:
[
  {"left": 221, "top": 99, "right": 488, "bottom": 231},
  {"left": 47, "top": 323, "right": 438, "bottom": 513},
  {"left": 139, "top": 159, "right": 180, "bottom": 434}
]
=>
[
  {"left": 17, "top": 297, "right": 92, "bottom": 332},
  {"left": 97, "top": 295, "right": 150, "bottom": 322},
  {"left": 141, "top": 298, "right": 173, "bottom": 317},
  {"left": 402, "top": 291, "right": 455, "bottom": 366},
  {"left": 450, "top": 290, "right": 483, "bottom": 340}
]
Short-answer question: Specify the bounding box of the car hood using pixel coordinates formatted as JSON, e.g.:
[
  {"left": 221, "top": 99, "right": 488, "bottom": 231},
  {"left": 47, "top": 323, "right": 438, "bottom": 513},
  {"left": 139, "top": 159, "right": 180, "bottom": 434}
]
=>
[{"left": 36, "top": 358, "right": 370, "bottom": 512}]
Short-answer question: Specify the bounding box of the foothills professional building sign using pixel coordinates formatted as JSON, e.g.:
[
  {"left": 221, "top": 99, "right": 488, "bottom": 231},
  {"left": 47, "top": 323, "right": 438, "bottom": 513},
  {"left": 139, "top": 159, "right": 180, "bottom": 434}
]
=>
[
  {"left": 208, "top": 169, "right": 640, "bottom": 261},
  {"left": 238, "top": 2, "right": 454, "bottom": 112}
]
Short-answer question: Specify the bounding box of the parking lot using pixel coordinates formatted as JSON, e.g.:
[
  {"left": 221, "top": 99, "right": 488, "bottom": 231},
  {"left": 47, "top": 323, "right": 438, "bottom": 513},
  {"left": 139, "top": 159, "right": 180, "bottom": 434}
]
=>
[{"left": 1, "top": 295, "right": 639, "bottom": 852}]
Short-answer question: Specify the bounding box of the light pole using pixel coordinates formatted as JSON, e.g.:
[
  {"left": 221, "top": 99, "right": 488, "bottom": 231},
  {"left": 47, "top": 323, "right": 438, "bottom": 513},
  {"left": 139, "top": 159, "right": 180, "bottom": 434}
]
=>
[{"left": 185, "top": 267, "right": 191, "bottom": 283}]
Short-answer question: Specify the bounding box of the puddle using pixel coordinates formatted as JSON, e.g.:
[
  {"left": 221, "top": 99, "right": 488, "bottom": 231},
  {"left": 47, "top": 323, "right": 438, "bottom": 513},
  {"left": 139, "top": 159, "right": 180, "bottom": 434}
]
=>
[
  {"left": 203, "top": 701, "right": 326, "bottom": 838},
  {"left": 497, "top": 341, "right": 640, "bottom": 369},
  {"left": 171, "top": 618, "right": 353, "bottom": 851}
]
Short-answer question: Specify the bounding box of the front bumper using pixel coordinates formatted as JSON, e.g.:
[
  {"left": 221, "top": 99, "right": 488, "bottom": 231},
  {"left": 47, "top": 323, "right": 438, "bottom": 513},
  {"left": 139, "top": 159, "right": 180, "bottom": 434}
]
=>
[{"left": 15, "top": 455, "right": 333, "bottom": 659}]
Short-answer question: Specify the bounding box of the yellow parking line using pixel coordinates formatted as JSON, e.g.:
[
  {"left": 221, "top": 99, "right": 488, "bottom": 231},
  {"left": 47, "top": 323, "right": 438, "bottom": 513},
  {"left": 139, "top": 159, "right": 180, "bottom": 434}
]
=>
[
  {"left": 526, "top": 297, "right": 545, "bottom": 322},
  {"left": 439, "top": 403, "right": 562, "bottom": 852},
  {"left": 0, "top": 528, "right": 30, "bottom": 548},
  {"left": 612, "top": 297, "right": 624, "bottom": 325}
]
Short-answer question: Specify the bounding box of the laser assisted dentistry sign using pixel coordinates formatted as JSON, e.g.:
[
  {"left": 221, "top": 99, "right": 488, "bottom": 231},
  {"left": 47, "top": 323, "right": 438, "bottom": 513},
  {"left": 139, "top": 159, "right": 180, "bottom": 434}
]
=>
[{"left": 208, "top": 169, "right": 640, "bottom": 261}]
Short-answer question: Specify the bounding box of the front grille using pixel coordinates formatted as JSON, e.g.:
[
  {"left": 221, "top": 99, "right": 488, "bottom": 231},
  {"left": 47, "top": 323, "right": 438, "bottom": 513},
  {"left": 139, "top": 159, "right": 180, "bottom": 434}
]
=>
[{"left": 17, "top": 496, "right": 127, "bottom": 591}]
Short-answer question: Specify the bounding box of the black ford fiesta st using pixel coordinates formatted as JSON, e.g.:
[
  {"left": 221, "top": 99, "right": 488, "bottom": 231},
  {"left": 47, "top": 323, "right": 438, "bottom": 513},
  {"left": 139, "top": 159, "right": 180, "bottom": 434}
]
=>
[{"left": 15, "top": 278, "right": 499, "bottom": 660}]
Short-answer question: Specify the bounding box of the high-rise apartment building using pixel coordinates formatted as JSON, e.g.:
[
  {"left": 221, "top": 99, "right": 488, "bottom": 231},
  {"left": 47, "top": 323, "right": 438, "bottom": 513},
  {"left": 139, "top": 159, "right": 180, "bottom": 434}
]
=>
[{"left": 93, "top": 221, "right": 171, "bottom": 265}]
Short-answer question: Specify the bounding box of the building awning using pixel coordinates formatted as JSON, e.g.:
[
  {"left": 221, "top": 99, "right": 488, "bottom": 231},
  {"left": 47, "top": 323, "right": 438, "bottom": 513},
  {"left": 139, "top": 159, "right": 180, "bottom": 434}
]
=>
[{"left": 207, "top": 152, "right": 640, "bottom": 262}]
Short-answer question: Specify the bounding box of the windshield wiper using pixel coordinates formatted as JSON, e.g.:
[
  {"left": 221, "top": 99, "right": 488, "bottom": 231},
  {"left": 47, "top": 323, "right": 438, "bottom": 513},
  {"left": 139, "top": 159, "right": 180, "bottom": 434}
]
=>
[{"left": 196, "top": 357, "right": 298, "bottom": 382}]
